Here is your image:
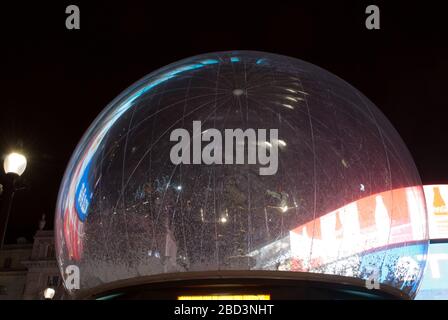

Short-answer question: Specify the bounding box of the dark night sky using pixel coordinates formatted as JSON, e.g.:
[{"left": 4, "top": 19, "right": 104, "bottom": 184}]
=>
[{"left": 0, "top": 1, "right": 447, "bottom": 243}]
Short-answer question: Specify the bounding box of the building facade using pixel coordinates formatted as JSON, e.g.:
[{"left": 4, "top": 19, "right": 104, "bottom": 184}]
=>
[
  {"left": 0, "top": 241, "right": 32, "bottom": 299},
  {"left": 0, "top": 226, "right": 63, "bottom": 300}
]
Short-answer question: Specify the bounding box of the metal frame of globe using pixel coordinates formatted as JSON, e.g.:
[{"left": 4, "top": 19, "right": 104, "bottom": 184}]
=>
[{"left": 77, "top": 270, "right": 409, "bottom": 300}]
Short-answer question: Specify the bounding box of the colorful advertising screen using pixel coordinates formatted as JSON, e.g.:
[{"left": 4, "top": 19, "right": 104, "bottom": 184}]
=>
[
  {"left": 289, "top": 186, "right": 427, "bottom": 270},
  {"left": 417, "top": 185, "right": 448, "bottom": 299},
  {"left": 423, "top": 185, "right": 448, "bottom": 240},
  {"left": 416, "top": 243, "right": 448, "bottom": 299}
]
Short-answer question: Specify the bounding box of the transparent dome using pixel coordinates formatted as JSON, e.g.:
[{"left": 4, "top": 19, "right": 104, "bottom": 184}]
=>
[{"left": 55, "top": 51, "right": 428, "bottom": 298}]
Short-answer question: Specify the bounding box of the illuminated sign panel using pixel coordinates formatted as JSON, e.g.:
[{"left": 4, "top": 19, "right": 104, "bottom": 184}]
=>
[
  {"left": 416, "top": 243, "right": 448, "bottom": 300},
  {"left": 423, "top": 185, "right": 448, "bottom": 239},
  {"left": 288, "top": 186, "right": 427, "bottom": 270},
  {"left": 178, "top": 294, "right": 270, "bottom": 300},
  {"left": 74, "top": 160, "right": 93, "bottom": 222},
  {"left": 247, "top": 185, "right": 448, "bottom": 299}
]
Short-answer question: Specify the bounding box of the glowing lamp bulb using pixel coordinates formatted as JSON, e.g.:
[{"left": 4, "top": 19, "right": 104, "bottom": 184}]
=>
[
  {"left": 43, "top": 287, "right": 55, "bottom": 299},
  {"left": 3, "top": 152, "right": 27, "bottom": 176}
]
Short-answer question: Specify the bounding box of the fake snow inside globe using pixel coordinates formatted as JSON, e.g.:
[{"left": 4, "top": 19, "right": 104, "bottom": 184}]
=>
[{"left": 55, "top": 51, "right": 428, "bottom": 299}]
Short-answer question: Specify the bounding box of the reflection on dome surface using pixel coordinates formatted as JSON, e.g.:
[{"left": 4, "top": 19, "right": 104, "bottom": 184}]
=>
[{"left": 55, "top": 51, "right": 428, "bottom": 298}]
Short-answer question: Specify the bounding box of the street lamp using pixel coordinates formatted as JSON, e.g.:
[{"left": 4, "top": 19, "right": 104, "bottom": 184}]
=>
[
  {"left": 3, "top": 152, "right": 27, "bottom": 176},
  {"left": 43, "top": 287, "right": 56, "bottom": 300},
  {"left": 0, "top": 152, "right": 27, "bottom": 249}
]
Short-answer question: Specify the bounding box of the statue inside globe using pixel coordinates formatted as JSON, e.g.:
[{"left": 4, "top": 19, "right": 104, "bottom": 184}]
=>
[{"left": 55, "top": 51, "right": 428, "bottom": 299}]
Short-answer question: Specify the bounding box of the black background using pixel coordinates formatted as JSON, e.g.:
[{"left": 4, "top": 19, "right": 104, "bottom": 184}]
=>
[
  {"left": 0, "top": 300, "right": 440, "bottom": 317},
  {"left": 1, "top": 0, "right": 447, "bottom": 243}
]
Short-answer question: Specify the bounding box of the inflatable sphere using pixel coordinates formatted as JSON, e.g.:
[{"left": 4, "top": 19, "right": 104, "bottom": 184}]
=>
[{"left": 55, "top": 51, "right": 428, "bottom": 298}]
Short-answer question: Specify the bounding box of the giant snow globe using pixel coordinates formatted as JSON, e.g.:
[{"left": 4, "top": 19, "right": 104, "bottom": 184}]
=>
[{"left": 55, "top": 51, "right": 428, "bottom": 299}]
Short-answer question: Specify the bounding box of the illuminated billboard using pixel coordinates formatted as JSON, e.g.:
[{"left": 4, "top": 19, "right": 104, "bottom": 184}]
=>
[
  {"left": 423, "top": 185, "right": 448, "bottom": 240},
  {"left": 249, "top": 185, "right": 448, "bottom": 299},
  {"left": 288, "top": 186, "right": 427, "bottom": 270},
  {"left": 415, "top": 243, "right": 448, "bottom": 300}
]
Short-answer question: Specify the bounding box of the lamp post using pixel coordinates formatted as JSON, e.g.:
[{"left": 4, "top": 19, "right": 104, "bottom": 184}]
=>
[
  {"left": 0, "top": 152, "right": 27, "bottom": 249},
  {"left": 43, "top": 287, "right": 56, "bottom": 300}
]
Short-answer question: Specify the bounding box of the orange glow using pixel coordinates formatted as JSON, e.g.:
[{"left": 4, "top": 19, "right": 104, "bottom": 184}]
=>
[
  {"left": 177, "top": 294, "right": 271, "bottom": 300},
  {"left": 423, "top": 185, "right": 448, "bottom": 239}
]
